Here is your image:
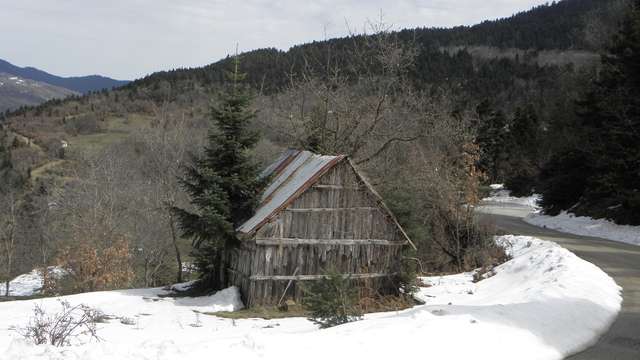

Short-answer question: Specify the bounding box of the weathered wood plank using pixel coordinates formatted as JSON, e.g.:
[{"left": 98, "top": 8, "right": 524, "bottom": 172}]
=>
[
  {"left": 250, "top": 272, "right": 396, "bottom": 281},
  {"left": 284, "top": 207, "right": 378, "bottom": 212},
  {"left": 312, "top": 184, "right": 361, "bottom": 190},
  {"left": 255, "top": 238, "right": 406, "bottom": 246}
]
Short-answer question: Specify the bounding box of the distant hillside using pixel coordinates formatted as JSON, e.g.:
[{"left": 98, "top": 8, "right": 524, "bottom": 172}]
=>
[
  {"left": 399, "top": 0, "right": 629, "bottom": 50},
  {"left": 0, "top": 72, "right": 77, "bottom": 112},
  {"left": 3, "top": 0, "right": 627, "bottom": 161},
  {"left": 0, "top": 59, "right": 129, "bottom": 94},
  {"left": 132, "top": 0, "right": 624, "bottom": 95}
]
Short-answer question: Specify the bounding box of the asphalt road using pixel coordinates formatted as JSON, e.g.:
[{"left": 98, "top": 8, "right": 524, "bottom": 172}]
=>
[{"left": 477, "top": 203, "right": 640, "bottom": 360}]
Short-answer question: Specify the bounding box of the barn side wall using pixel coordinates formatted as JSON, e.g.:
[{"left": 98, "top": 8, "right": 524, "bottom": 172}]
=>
[{"left": 229, "top": 160, "right": 408, "bottom": 307}]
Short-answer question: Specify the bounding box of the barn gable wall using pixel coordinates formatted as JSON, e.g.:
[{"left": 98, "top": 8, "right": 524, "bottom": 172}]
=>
[{"left": 229, "top": 159, "right": 407, "bottom": 306}]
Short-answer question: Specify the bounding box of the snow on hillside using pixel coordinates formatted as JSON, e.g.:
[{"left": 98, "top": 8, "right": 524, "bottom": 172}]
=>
[
  {"left": 5, "top": 267, "right": 67, "bottom": 297},
  {"left": 0, "top": 236, "right": 621, "bottom": 360},
  {"left": 482, "top": 184, "right": 541, "bottom": 208},
  {"left": 525, "top": 211, "right": 640, "bottom": 246}
]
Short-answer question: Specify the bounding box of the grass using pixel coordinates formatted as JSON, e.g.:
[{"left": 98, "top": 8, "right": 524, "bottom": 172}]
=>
[
  {"left": 205, "top": 294, "right": 419, "bottom": 320},
  {"left": 68, "top": 114, "right": 151, "bottom": 155},
  {"left": 204, "top": 305, "right": 309, "bottom": 320},
  {"left": 30, "top": 159, "right": 67, "bottom": 180}
]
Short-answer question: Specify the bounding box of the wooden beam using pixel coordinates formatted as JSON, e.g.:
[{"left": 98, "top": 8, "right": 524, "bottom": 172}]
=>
[
  {"left": 284, "top": 207, "right": 378, "bottom": 212},
  {"left": 254, "top": 238, "right": 406, "bottom": 246},
  {"left": 227, "top": 268, "right": 249, "bottom": 278},
  {"left": 249, "top": 273, "right": 395, "bottom": 281},
  {"left": 312, "top": 184, "right": 361, "bottom": 190}
]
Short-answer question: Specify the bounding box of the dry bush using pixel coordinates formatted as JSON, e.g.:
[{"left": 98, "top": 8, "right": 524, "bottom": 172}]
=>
[
  {"left": 364, "top": 96, "right": 505, "bottom": 273},
  {"left": 357, "top": 286, "right": 415, "bottom": 313},
  {"left": 18, "top": 300, "right": 102, "bottom": 346},
  {"left": 39, "top": 267, "right": 60, "bottom": 296},
  {"left": 55, "top": 238, "right": 133, "bottom": 293},
  {"left": 63, "top": 114, "right": 102, "bottom": 136}
]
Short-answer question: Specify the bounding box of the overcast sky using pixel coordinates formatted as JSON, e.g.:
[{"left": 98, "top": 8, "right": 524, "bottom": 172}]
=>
[{"left": 0, "top": 0, "right": 549, "bottom": 80}]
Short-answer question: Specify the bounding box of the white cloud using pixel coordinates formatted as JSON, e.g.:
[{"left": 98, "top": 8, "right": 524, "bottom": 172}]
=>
[{"left": 0, "top": 0, "right": 549, "bottom": 80}]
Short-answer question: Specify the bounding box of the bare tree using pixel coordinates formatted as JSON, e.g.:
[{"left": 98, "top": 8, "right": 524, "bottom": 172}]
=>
[
  {"left": 0, "top": 191, "right": 19, "bottom": 296},
  {"left": 258, "top": 20, "right": 422, "bottom": 164}
]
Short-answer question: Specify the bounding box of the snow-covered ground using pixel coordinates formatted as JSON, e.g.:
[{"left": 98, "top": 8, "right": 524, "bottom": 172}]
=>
[
  {"left": 5, "top": 267, "right": 67, "bottom": 297},
  {"left": 482, "top": 184, "right": 541, "bottom": 208},
  {"left": 480, "top": 184, "right": 640, "bottom": 246},
  {"left": 525, "top": 211, "right": 640, "bottom": 246},
  {"left": 0, "top": 236, "right": 621, "bottom": 360}
]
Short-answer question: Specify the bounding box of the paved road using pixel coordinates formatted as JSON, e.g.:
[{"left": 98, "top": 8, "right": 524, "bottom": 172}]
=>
[{"left": 477, "top": 203, "right": 640, "bottom": 360}]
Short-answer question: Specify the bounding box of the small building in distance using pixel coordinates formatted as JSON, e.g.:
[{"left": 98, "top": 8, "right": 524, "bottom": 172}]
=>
[{"left": 229, "top": 149, "right": 415, "bottom": 307}]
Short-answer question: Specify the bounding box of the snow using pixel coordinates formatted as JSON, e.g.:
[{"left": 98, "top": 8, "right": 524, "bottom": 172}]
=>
[
  {"left": 0, "top": 236, "right": 621, "bottom": 360},
  {"left": 5, "top": 267, "right": 67, "bottom": 297},
  {"left": 482, "top": 184, "right": 541, "bottom": 208},
  {"left": 481, "top": 184, "right": 640, "bottom": 246},
  {"left": 525, "top": 211, "right": 640, "bottom": 246},
  {"left": 7, "top": 76, "right": 25, "bottom": 85},
  {"left": 167, "top": 280, "right": 197, "bottom": 292}
]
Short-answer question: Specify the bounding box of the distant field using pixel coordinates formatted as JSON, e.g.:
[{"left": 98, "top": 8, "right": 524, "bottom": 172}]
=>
[{"left": 67, "top": 113, "right": 151, "bottom": 155}]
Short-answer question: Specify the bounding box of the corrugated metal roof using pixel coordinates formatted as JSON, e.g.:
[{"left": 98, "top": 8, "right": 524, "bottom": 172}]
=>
[
  {"left": 237, "top": 150, "right": 344, "bottom": 234},
  {"left": 258, "top": 148, "right": 299, "bottom": 180}
]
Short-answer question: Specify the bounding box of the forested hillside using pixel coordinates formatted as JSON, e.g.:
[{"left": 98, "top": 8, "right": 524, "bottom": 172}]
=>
[{"left": 0, "top": 0, "right": 634, "bottom": 295}]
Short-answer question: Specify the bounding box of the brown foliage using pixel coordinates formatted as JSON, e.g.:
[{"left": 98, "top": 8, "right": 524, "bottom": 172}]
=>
[
  {"left": 56, "top": 238, "right": 133, "bottom": 293},
  {"left": 39, "top": 267, "right": 58, "bottom": 296}
]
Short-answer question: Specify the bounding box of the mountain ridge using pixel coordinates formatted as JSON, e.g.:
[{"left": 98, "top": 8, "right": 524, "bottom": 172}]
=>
[{"left": 0, "top": 58, "right": 129, "bottom": 94}]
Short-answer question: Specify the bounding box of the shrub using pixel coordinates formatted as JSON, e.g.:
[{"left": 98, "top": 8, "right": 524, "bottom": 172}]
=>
[
  {"left": 18, "top": 300, "right": 101, "bottom": 346},
  {"left": 302, "top": 269, "right": 362, "bottom": 328},
  {"left": 397, "top": 248, "right": 419, "bottom": 296},
  {"left": 429, "top": 204, "right": 506, "bottom": 272},
  {"left": 63, "top": 114, "right": 102, "bottom": 136},
  {"left": 56, "top": 238, "right": 134, "bottom": 293}
]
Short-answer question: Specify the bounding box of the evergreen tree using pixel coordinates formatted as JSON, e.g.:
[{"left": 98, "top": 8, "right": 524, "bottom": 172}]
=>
[
  {"left": 503, "top": 105, "right": 541, "bottom": 196},
  {"left": 539, "top": 0, "right": 640, "bottom": 224},
  {"left": 0, "top": 128, "right": 23, "bottom": 194},
  {"left": 172, "top": 60, "right": 264, "bottom": 289},
  {"left": 303, "top": 268, "right": 362, "bottom": 328},
  {"left": 476, "top": 100, "right": 508, "bottom": 182}
]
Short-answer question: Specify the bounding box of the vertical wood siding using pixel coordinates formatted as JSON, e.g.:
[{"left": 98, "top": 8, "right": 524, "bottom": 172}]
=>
[{"left": 229, "top": 161, "right": 407, "bottom": 306}]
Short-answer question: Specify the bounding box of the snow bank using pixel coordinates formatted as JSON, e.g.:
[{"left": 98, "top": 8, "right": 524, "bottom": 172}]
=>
[
  {"left": 526, "top": 211, "right": 640, "bottom": 246},
  {"left": 482, "top": 184, "right": 640, "bottom": 246},
  {"left": 482, "top": 184, "right": 541, "bottom": 208},
  {"left": 5, "top": 267, "right": 67, "bottom": 297},
  {"left": 0, "top": 236, "right": 621, "bottom": 360},
  {"left": 167, "top": 280, "right": 197, "bottom": 293}
]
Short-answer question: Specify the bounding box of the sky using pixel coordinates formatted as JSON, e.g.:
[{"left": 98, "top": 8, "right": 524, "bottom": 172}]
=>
[{"left": 0, "top": 0, "right": 549, "bottom": 80}]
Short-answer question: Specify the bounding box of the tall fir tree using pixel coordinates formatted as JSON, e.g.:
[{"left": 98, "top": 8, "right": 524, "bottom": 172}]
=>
[
  {"left": 0, "top": 128, "right": 24, "bottom": 194},
  {"left": 503, "top": 105, "right": 541, "bottom": 197},
  {"left": 539, "top": 0, "right": 640, "bottom": 224},
  {"left": 173, "top": 59, "right": 264, "bottom": 289},
  {"left": 476, "top": 100, "right": 508, "bottom": 182}
]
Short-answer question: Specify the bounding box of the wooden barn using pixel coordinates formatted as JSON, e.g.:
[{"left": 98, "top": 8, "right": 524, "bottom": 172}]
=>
[{"left": 228, "top": 149, "right": 415, "bottom": 307}]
